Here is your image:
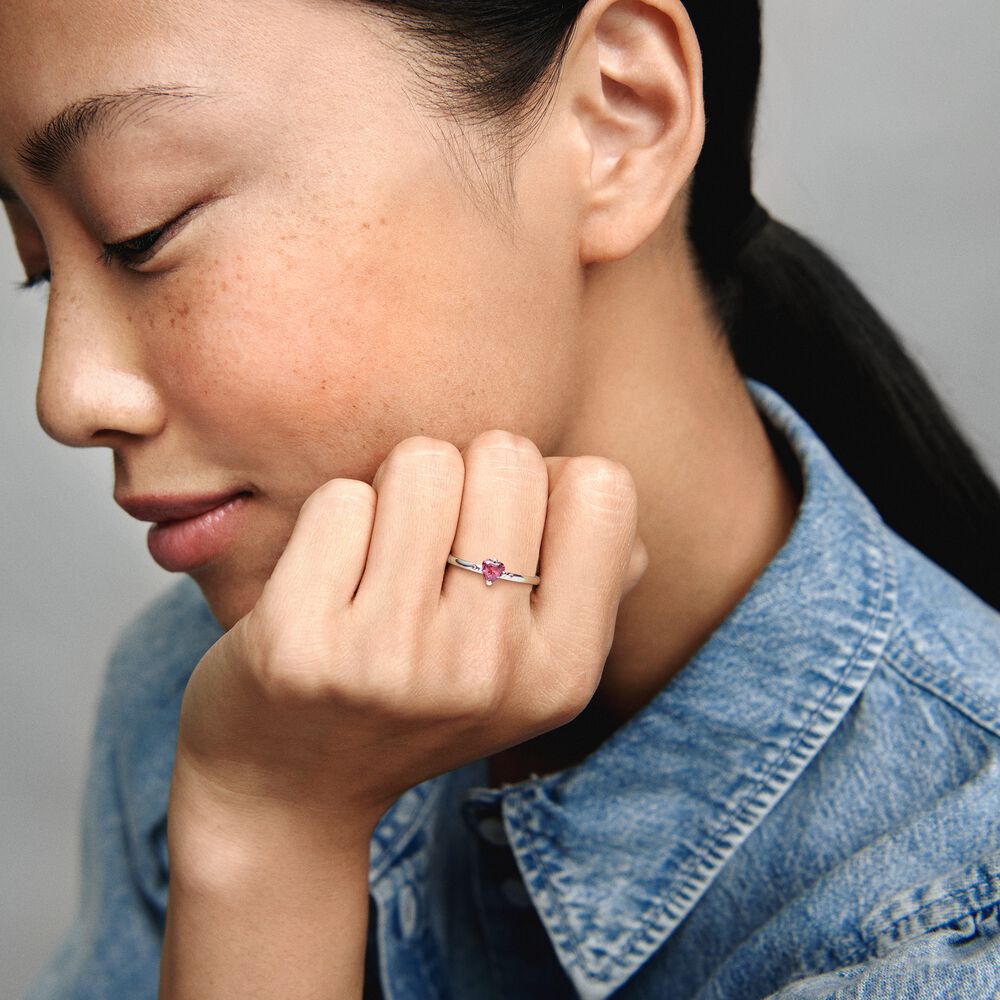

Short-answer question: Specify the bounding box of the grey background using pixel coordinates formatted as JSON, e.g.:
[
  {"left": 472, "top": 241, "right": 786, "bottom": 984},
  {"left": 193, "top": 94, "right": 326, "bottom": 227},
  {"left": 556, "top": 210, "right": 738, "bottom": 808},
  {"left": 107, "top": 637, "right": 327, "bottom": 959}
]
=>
[{"left": 3, "top": 1, "right": 998, "bottom": 993}]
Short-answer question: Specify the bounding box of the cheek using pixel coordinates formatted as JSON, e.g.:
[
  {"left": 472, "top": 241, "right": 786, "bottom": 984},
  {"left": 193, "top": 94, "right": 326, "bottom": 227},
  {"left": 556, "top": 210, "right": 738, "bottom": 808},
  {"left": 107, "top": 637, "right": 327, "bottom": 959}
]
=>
[
  {"left": 153, "top": 250, "right": 390, "bottom": 451},
  {"left": 148, "top": 204, "right": 577, "bottom": 490}
]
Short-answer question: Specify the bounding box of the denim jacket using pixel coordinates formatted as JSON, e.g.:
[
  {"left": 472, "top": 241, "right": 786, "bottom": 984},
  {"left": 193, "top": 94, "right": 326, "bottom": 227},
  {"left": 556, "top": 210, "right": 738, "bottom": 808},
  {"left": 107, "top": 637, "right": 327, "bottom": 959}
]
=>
[{"left": 27, "top": 381, "right": 1000, "bottom": 999}]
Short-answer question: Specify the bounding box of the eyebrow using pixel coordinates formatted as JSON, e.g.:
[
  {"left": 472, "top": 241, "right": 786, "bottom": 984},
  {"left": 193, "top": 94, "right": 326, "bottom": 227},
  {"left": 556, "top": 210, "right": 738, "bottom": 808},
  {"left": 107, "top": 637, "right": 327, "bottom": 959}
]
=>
[{"left": 14, "top": 84, "right": 208, "bottom": 186}]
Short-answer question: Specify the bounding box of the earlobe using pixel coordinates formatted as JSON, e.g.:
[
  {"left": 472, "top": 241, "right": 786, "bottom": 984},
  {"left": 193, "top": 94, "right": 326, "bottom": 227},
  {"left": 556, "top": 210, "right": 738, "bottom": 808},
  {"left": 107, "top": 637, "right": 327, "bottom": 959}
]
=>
[{"left": 567, "top": 0, "right": 705, "bottom": 264}]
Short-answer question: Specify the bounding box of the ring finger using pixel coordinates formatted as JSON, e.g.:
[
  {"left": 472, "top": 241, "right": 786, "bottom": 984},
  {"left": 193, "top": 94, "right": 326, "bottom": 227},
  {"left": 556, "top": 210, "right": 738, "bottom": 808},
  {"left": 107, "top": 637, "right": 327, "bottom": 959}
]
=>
[{"left": 442, "top": 429, "right": 548, "bottom": 615}]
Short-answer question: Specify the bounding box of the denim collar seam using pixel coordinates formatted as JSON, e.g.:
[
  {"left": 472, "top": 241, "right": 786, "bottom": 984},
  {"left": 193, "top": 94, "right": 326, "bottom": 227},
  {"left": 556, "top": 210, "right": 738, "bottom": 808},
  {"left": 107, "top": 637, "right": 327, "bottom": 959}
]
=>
[
  {"left": 503, "top": 793, "right": 598, "bottom": 978},
  {"left": 883, "top": 634, "right": 1000, "bottom": 740},
  {"left": 504, "top": 467, "right": 900, "bottom": 992},
  {"left": 872, "top": 874, "right": 1000, "bottom": 947},
  {"left": 860, "top": 850, "right": 1000, "bottom": 958}
]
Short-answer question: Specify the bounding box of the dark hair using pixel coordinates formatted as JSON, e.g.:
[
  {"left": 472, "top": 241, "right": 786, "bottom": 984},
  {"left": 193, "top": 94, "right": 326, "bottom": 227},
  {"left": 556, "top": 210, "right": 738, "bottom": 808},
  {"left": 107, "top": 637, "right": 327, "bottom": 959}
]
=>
[{"left": 363, "top": 0, "right": 1000, "bottom": 612}]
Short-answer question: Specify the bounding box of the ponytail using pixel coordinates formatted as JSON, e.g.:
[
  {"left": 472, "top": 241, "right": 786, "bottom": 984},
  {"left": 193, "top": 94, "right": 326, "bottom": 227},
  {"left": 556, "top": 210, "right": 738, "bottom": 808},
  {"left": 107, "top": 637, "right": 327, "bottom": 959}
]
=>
[
  {"left": 684, "top": 0, "right": 1000, "bottom": 612},
  {"left": 720, "top": 217, "right": 1000, "bottom": 611}
]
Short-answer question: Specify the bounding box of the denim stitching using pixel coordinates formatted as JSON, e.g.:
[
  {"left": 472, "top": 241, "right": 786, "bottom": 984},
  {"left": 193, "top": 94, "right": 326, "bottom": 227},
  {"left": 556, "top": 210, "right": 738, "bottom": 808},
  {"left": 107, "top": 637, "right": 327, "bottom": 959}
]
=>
[
  {"left": 636, "top": 529, "right": 898, "bottom": 942},
  {"left": 873, "top": 877, "right": 1000, "bottom": 941},
  {"left": 884, "top": 636, "right": 1000, "bottom": 740},
  {"left": 834, "top": 847, "right": 1000, "bottom": 970},
  {"left": 505, "top": 789, "right": 608, "bottom": 981},
  {"left": 527, "top": 520, "right": 898, "bottom": 984}
]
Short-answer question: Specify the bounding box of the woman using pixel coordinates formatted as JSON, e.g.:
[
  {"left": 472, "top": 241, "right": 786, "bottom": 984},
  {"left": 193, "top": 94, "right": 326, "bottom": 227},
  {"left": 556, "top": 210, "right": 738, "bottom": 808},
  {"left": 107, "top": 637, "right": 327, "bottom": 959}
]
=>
[{"left": 4, "top": 0, "right": 999, "bottom": 997}]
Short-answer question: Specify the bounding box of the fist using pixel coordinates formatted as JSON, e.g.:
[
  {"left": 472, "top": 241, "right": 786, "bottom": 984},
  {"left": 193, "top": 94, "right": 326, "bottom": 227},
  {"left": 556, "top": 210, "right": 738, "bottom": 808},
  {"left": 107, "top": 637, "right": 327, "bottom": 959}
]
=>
[{"left": 174, "top": 430, "right": 647, "bottom": 829}]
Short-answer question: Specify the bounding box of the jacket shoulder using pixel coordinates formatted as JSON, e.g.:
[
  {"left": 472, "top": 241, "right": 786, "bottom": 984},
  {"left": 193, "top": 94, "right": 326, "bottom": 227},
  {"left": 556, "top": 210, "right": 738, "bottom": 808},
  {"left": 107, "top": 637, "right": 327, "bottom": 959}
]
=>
[{"left": 885, "top": 531, "right": 1000, "bottom": 739}]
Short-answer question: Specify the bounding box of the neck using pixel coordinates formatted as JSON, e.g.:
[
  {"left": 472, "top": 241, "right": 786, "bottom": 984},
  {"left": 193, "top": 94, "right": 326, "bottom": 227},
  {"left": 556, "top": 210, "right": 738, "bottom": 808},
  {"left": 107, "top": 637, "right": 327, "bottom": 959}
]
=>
[{"left": 489, "top": 231, "right": 800, "bottom": 786}]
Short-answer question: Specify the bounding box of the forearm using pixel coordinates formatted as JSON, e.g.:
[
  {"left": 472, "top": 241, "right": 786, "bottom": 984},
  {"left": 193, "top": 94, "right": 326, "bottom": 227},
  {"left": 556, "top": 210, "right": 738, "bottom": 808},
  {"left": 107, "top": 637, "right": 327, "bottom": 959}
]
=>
[{"left": 159, "top": 765, "right": 374, "bottom": 1000}]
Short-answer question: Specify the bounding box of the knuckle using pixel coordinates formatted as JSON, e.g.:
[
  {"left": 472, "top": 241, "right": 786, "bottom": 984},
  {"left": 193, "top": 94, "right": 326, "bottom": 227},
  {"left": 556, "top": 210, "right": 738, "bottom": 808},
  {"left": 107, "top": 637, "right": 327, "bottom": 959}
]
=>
[
  {"left": 250, "top": 622, "right": 329, "bottom": 697},
  {"left": 258, "top": 639, "right": 389, "bottom": 716},
  {"left": 393, "top": 435, "right": 462, "bottom": 461},
  {"left": 466, "top": 429, "right": 544, "bottom": 474},
  {"left": 549, "top": 683, "right": 595, "bottom": 729},
  {"left": 451, "top": 670, "right": 506, "bottom": 727},
  {"left": 241, "top": 605, "right": 352, "bottom": 705},
  {"left": 378, "top": 437, "right": 463, "bottom": 485},
  {"left": 543, "top": 620, "right": 605, "bottom": 678},
  {"left": 565, "top": 457, "right": 638, "bottom": 514},
  {"left": 442, "top": 668, "right": 502, "bottom": 721},
  {"left": 463, "top": 588, "right": 527, "bottom": 642},
  {"left": 533, "top": 648, "right": 603, "bottom": 729},
  {"left": 301, "top": 477, "right": 376, "bottom": 518}
]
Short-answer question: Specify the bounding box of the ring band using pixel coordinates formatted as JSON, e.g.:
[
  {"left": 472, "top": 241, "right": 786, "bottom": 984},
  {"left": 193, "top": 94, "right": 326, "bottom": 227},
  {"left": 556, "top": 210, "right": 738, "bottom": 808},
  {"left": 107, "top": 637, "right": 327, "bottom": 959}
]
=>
[{"left": 447, "top": 554, "right": 540, "bottom": 588}]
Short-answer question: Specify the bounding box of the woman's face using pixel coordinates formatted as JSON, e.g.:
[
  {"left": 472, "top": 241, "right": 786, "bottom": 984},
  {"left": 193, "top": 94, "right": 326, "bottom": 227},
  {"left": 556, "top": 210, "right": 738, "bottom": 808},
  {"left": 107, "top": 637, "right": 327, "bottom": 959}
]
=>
[{"left": 0, "top": 0, "right": 584, "bottom": 627}]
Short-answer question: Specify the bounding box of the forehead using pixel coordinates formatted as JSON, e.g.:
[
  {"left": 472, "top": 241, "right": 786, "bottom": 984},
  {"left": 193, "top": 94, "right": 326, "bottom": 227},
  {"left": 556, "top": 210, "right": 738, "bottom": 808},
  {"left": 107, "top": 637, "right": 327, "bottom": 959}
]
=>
[
  {"left": 0, "top": 2, "right": 207, "bottom": 178},
  {"left": 1, "top": 2, "right": 193, "bottom": 117},
  {"left": 0, "top": 0, "right": 402, "bottom": 188}
]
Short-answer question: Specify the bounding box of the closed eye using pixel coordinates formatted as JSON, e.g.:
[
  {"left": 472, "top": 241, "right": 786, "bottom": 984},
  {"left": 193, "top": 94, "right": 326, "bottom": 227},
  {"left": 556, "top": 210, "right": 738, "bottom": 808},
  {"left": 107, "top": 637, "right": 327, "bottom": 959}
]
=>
[
  {"left": 14, "top": 199, "right": 212, "bottom": 289},
  {"left": 99, "top": 203, "right": 202, "bottom": 270}
]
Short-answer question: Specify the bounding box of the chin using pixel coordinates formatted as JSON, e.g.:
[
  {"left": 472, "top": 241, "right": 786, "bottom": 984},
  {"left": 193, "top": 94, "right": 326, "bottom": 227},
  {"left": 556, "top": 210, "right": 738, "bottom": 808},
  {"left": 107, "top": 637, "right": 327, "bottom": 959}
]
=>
[
  {"left": 190, "top": 568, "right": 267, "bottom": 632},
  {"left": 188, "top": 523, "right": 292, "bottom": 630}
]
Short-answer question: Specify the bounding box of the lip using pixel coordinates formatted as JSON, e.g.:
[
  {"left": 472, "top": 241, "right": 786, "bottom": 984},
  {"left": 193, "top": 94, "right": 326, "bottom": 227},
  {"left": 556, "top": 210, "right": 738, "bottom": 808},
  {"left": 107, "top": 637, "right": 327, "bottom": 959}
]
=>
[{"left": 118, "top": 491, "right": 252, "bottom": 572}]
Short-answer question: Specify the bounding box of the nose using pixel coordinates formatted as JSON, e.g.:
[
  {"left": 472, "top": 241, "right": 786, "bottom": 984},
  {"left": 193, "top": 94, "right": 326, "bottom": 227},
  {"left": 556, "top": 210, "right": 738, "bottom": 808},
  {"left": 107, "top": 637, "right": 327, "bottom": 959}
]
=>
[{"left": 35, "top": 278, "right": 166, "bottom": 447}]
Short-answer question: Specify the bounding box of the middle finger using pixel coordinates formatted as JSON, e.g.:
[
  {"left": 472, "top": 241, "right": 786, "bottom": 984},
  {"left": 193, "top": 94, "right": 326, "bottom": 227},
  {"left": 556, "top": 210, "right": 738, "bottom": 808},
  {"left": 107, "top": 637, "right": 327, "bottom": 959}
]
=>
[{"left": 442, "top": 429, "right": 548, "bottom": 612}]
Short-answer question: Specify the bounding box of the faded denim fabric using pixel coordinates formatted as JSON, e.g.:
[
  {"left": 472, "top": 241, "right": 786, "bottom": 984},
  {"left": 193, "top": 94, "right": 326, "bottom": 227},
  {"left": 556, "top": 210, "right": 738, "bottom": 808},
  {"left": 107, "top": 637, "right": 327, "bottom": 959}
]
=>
[{"left": 26, "top": 381, "right": 1000, "bottom": 1000}]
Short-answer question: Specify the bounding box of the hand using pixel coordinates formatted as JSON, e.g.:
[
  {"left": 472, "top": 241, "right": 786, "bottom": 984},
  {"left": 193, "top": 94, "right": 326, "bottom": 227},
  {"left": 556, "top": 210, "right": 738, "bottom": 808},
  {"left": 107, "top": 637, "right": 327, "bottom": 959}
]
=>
[{"left": 173, "top": 430, "right": 647, "bottom": 835}]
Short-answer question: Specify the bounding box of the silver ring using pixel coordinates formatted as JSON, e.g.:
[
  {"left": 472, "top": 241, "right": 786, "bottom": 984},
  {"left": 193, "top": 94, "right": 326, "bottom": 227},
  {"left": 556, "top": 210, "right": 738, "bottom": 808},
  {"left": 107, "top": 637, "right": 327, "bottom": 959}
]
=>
[{"left": 446, "top": 554, "right": 540, "bottom": 588}]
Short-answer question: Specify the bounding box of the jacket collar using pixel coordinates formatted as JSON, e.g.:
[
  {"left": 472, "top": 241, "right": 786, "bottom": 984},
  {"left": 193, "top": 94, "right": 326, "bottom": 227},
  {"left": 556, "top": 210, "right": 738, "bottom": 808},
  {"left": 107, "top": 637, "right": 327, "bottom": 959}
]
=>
[{"left": 487, "top": 380, "right": 900, "bottom": 999}]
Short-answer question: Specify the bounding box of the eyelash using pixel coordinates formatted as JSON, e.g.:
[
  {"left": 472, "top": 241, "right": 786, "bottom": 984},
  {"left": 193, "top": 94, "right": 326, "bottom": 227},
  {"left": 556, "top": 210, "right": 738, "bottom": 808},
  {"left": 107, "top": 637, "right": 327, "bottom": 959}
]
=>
[
  {"left": 18, "top": 205, "right": 198, "bottom": 290},
  {"left": 100, "top": 206, "right": 196, "bottom": 270},
  {"left": 19, "top": 270, "right": 51, "bottom": 290}
]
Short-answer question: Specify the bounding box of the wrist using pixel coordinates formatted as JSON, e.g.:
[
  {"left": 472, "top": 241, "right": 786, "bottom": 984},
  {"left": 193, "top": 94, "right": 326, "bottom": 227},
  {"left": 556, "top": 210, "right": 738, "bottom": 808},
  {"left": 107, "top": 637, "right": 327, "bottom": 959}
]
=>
[
  {"left": 161, "top": 759, "right": 373, "bottom": 1000},
  {"left": 166, "top": 754, "right": 378, "bottom": 897}
]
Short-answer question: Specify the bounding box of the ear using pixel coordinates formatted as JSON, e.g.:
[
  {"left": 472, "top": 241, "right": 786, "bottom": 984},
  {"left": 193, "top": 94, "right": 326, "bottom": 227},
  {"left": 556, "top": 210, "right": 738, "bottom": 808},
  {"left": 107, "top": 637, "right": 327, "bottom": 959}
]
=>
[{"left": 561, "top": 0, "right": 705, "bottom": 264}]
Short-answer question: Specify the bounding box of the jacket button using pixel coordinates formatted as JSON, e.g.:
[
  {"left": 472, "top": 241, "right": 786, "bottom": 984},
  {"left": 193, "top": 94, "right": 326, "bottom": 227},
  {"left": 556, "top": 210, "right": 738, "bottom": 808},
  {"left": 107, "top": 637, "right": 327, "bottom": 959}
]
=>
[{"left": 477, "top": 815, "right": 508, "bottom": 846}]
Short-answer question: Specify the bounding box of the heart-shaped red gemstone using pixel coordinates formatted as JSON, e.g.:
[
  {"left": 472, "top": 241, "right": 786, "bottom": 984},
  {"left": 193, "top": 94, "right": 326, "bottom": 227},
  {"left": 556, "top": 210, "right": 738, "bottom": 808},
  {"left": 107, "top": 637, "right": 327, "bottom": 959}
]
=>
[{"left": 481, "top": 558, "right": 506, "bottom": 585}]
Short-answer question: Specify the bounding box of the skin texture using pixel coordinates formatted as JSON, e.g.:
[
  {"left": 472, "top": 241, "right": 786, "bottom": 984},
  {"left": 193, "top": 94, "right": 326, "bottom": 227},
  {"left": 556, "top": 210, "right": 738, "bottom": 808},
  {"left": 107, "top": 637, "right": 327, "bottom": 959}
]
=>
[
  {"left": 3, "top": 1, "right": 585, "bottom": 627},
  {"left": 1, "top": 0, "right": 799, "bottom": 994}
]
